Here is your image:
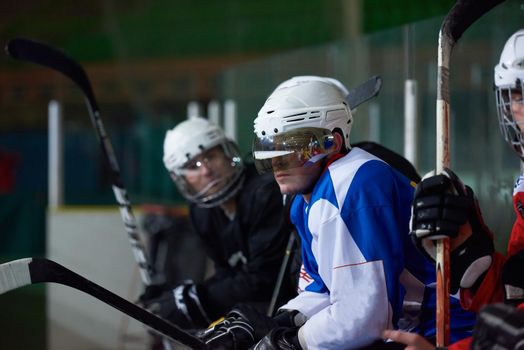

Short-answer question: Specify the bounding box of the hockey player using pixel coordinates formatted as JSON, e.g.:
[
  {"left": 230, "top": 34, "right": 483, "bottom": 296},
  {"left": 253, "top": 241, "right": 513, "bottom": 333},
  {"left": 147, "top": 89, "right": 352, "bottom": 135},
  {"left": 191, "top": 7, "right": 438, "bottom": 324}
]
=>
[
  {"left": 201, "top": 76, "right": 476, "bottom": 349},
  {"left": 383, "top": 29, "right": 524, "bottom": 350},
  {"left": 140, "top": 116, "right": 294, "bottom": 330}
]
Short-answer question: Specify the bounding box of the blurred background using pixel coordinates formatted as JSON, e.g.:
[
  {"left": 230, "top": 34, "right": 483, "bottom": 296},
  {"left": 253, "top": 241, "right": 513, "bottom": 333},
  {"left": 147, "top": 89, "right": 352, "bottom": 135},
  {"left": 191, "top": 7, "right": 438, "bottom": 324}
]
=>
[{"left": 0, "top": 0, "right": 523, "bottom": 349}]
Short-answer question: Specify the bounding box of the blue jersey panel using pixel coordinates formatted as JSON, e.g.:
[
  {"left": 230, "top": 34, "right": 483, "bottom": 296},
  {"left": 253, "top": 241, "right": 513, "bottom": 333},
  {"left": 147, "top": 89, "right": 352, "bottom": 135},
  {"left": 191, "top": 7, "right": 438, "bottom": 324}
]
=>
[{"left": 290, "top": 198, "right": 329, "bottom": 294}]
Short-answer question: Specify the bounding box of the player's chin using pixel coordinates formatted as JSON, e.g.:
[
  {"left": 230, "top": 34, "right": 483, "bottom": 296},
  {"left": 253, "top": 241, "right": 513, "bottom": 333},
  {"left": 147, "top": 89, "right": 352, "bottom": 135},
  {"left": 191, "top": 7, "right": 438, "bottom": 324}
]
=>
[{"left": 276, "top": 181, "right": 303, "bottom": 195}]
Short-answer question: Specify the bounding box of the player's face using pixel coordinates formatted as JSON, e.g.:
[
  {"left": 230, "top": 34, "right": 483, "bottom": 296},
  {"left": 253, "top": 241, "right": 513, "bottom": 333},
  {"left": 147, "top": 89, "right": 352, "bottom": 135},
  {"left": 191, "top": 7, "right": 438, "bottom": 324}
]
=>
[
  {"left": 271, "top": 152, "right": 323, "bottom": 195},
  {"left": 182, "top": 146, "right": 232, "bottom": 195},
  {"left": 511, "top": 90, "right": 524, "bottom": 126}
]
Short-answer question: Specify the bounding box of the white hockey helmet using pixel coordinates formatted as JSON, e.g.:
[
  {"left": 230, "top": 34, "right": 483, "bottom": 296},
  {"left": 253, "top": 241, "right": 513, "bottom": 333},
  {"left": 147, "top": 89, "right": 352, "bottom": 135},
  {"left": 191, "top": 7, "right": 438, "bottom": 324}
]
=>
[
  {"left": 252, "top": 76, "right": 352, "bottom": 173},
  {"left": 495, "top": 29, "right": 524, "bottom": 160},
  {"left": 163, "top": 116, "right": 244, "bottom": 207}
]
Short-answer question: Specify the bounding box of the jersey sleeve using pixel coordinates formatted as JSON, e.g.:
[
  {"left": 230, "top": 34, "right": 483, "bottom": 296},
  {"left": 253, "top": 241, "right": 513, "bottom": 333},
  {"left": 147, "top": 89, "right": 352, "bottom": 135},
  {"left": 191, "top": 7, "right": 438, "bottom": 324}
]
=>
[{"left": 279, "top": 265, "right": 331, "bottom": 317}]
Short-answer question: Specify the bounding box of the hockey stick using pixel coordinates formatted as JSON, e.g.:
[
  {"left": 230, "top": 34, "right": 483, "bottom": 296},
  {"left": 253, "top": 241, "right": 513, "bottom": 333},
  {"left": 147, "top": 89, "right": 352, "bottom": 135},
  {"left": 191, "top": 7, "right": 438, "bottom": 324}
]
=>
[
  {"left": 5, "top": 38, "right": 153, "bottom": 285},
  {"left": 345, "top": 75, "right": 382, "bottom": 110},
  {"left": 267, "top": 231, "right": 296, "bottom": 316},
  {"left": 0, "top": 257, "right": 206, "bottom": 349},
  {"left": 435, "top": 0, "right": 504, "bottom": 345},
  {"left": 4, "top": 37, "right": 170, "bottom": 349}
]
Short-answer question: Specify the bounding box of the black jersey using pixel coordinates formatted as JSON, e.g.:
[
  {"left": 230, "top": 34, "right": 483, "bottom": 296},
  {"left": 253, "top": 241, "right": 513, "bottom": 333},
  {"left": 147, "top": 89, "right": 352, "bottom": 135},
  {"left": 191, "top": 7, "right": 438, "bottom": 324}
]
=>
[{"left": 190, "top": 163, "right": 294, "bottom": 319}]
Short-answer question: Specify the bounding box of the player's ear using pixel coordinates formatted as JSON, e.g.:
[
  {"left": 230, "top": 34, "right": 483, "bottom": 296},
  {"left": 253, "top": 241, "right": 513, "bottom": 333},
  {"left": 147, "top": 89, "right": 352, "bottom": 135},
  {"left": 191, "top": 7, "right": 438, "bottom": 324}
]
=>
[{"left": 332, "top": 131, "right": 344, "bottom": 153}]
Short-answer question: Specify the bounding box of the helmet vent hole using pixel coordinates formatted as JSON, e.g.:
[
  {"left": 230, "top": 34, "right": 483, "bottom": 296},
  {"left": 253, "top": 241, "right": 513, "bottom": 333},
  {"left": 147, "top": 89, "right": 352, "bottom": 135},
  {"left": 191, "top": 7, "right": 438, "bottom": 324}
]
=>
[
  {"left": 274, "top": 128, "right": 279, "bottom": 133},
  {"left": 261, "top": 131, "right": 266, "bottom": 136},
  {"left": 267, "top": 110, "right": 275, "bottom": 114},
  {"left": 198, "top": 144, "right": 205, "bottom": 150},
  {"left": 185, "top": 153, "right": 191, "bottom": 159},
  {"left": 283, "top": 112, "right": 307, "bottom": 119},
  {"left": 286, "top": 118, "right": 306, "bottom": 122}
]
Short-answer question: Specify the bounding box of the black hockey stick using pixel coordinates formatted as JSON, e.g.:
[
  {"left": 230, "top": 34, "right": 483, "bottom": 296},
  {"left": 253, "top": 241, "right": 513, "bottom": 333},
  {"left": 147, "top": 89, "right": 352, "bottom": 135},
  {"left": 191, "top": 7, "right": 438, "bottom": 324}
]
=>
[
  {"left": 0, "top": 257, "right": 206, "bottom": 349},
  {"left": 345, "top": 75, "right": 382, "bottom": 110},
  {"left": 5, "top": 38, "right": 153, "bottom": 285},
  {"left": 5, "top": 37, "right": 173, "bottom": 349},
  {"left": 267, "top": 231, "right": 296, "bottom": 316},
  {"left": 435, "top": 0, "right": 504, "bottom": 345}
]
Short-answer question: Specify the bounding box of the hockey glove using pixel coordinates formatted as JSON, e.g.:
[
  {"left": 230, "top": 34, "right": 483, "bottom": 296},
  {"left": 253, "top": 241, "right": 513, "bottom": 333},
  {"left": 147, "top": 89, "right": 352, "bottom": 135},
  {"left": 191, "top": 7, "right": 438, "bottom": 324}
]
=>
[
  {"left": 410, "top": 168, "right": 494, "bottom": 294},
  {"left": 502, "top": 248, "right": 524, "bottom": 305},
  {"left": 471, "top": 303, "right": 524, "bottom": 350},
  {"left": 202, "top": 304, "right": 278, "bottom": 350},
  {"left": 272, "top": 309, "right": 307, "bottom": 328},
  {"left": 143, "top": 280, "right": 211, "bottom": 330},
  {"left": 251, "top": 327, "right": 302, "bottom": 350},
  {"left": 136, "top": 283, "right": 170, "bottom": 305}
]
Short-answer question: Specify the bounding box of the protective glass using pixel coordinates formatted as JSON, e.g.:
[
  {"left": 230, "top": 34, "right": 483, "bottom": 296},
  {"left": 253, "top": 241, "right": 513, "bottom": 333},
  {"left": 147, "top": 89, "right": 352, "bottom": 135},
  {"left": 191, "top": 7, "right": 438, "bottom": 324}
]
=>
[
  {"left": 496, "top": 81, "right": 524, "bottom": 159},
  {"left": 252, "top": 127, "right": 335, "bottom": 174}
]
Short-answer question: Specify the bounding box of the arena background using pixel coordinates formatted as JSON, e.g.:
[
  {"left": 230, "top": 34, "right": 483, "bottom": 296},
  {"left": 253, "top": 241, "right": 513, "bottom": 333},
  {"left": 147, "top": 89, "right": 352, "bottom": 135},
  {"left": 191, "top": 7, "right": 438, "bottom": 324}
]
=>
[{"left": 0, "top": 1, "right": 522, "bottom": 348}]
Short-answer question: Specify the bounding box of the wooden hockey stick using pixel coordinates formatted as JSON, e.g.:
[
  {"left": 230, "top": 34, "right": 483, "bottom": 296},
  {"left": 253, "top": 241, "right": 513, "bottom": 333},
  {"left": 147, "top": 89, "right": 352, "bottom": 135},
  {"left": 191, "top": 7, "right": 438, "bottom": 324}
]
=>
[{"left": 435, "top": 0, "right": 505, "bottom": 345}]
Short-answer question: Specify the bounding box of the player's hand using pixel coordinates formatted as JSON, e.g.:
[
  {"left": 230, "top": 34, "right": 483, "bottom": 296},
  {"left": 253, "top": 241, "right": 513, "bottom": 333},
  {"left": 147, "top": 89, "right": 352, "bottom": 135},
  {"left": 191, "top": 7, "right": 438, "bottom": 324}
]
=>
[
  {"left": 502, "top": 248, "right": 524, "bottom": 305},
  {"left": 382, "top": 329, "right": 435, "bottom": 350},
  {"left": 251, "top": 327, "right": 302, "bottom": 350},
  {"left": 141, "top": 280, "right": 210, "bottom": 330},
  {"left": 472, "top": 303, "right": 524, "bottom": 350},
  {"left": 410, "top": 168, "right": 472, "bottom": 241},
  {"left": 136, "top": 283, "right": 169, "bottom": 306},
  {"left": 202, "top": 304, "right": 277, "bottom": 349},
  {"left": 410, "top": 168, "right": 494, "bottom": 293}
]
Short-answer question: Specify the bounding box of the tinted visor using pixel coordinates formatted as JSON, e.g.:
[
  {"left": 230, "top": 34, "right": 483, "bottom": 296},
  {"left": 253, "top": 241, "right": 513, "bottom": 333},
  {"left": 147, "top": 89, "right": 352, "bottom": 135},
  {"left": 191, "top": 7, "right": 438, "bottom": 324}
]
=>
[{"left": 252, "top": 127, "right": 334, "bottom": 174}]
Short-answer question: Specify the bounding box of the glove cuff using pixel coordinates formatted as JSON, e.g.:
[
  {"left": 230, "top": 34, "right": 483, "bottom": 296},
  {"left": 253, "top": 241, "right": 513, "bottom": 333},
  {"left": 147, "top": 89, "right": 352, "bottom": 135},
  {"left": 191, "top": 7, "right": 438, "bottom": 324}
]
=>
[
  {"left": 459, "top": 255, "right": 492, "bottom": 289},
  {"left": 449, "top": 231, "right": 494, "bottom": 294},
  {"left": 502, "top": 249, "right": 524, "bottom": 304},
  {"left": 173, "top": 282, "right": 211, "bottom": 328}
]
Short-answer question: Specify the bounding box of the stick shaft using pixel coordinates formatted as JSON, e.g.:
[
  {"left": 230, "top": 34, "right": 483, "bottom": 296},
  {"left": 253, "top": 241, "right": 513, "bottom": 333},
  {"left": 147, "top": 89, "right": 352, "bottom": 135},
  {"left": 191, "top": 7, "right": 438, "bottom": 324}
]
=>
[
  {"left": 434, "top": 0, "right": 507, "bottom": 343},
  {"left": 435, "top": 30, "right": 452, "bottom": 347}
]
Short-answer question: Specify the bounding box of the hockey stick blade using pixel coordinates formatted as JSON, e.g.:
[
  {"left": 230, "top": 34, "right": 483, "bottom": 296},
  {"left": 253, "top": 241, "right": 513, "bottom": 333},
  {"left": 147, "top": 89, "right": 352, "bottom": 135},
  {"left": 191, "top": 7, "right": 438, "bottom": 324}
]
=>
[
  {"left": 441, "top": 0, "right": 505, "bottom": 46},
  {"left": 345, "top": 75, "right": 382, "bottom": 110},
  {"left": 6, "top": 38, "right": 98, "bottom": 112},
  {"left": 0, "top": 258, "right": 206, "bottom": 349}
]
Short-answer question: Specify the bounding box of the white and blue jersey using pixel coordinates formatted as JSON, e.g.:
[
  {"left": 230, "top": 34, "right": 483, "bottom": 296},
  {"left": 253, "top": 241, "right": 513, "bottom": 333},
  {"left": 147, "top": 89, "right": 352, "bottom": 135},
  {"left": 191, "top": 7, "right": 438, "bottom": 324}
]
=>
[{"left": 280, "top": 148, "right": 476, "bottom": 349}]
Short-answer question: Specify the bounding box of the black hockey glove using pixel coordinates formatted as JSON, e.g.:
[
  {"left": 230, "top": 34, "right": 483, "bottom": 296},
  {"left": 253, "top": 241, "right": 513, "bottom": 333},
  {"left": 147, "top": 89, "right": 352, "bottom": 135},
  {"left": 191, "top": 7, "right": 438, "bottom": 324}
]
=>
[
  {"left": 471, "top": 303, "right": 524, "bottom": 350},
  {"left": 411, "top": 168, "right": 471, "bottom": 240},
  {"left": 410, "top": 168, "right": 494, "bottom": 294},
  {"left": 502, "top": 248, "right": 524, "bottom": 305},
  {"left": 136, "top": 283, "right": 170, "bottom": 305},
  {"left": 272, "top": 309, "right": 307, "bottom": 328},
  {"left": 251, "top": 327, "right": 302, "bottom": 350},
  {"left": 142, "top": 280, "right": 211, "bottom": 330},
  {"left": 201, "top": 304, "right": 279, "bottom": 350}
]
